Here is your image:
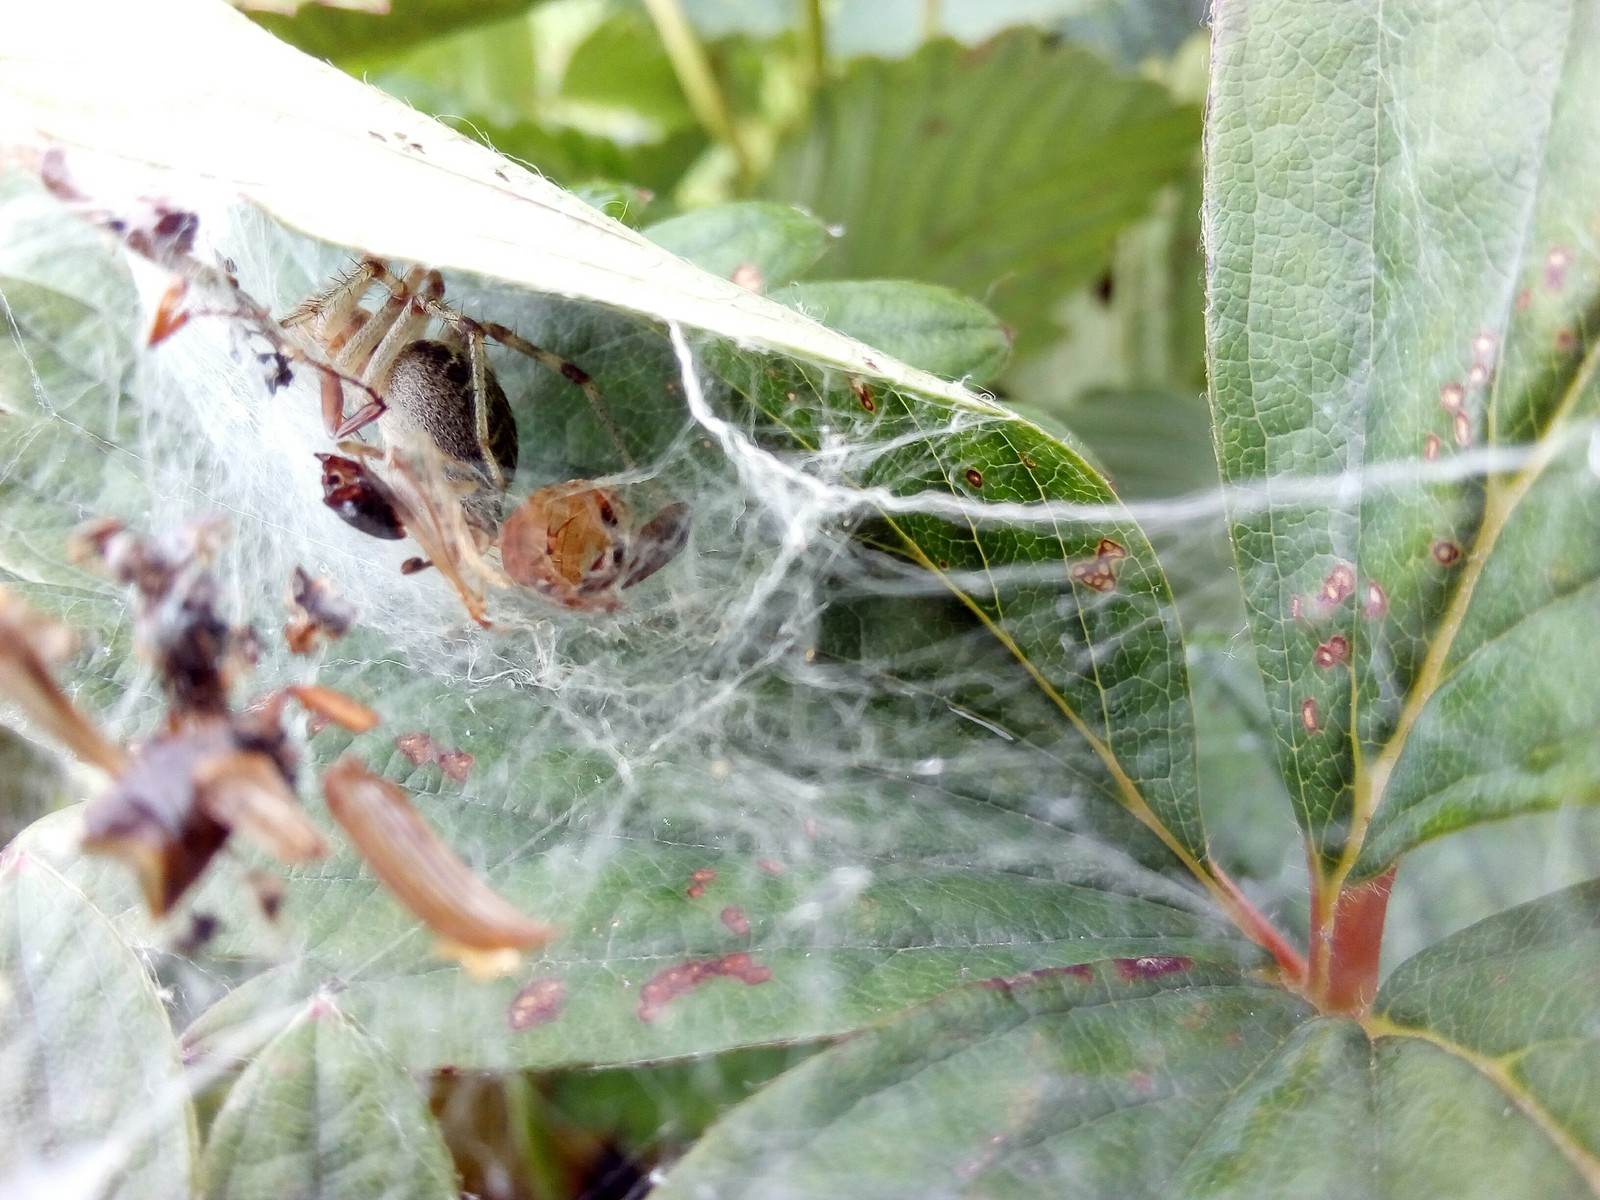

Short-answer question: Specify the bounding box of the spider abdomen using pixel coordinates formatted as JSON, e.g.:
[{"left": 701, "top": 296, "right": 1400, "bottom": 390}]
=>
[{"left": 381, "top": 340, "right": 519, "bottom": 485}]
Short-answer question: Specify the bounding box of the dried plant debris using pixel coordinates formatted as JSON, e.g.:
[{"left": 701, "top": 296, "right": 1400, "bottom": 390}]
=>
[
  {"left": 0, "top": 516, "right": 549, "bottom": 970},
  {"left": 283, "top": 566, "right": 358, "bottom": 654}
]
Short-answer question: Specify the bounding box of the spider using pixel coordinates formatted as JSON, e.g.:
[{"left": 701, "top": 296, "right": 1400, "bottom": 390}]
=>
[
  {"left": 279, "top": 258, "right": 687, "bottom": 622},
  {"left": 500, "top": 482, "right": 691, "bottom": 612},
  {"left": 280, "top": 256, "right": 630, "bottom": 540}
]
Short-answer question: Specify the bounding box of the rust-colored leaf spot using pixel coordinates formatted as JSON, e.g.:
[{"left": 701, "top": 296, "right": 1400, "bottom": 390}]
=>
[
  {"left": 978, "top": 963, "right": 1094, "bottom": 991},
  {"left": 1453, "top": 410, "right": 1473, "bottom": 448},
  {"left": 436, "top": 750, "right": 474, "bottom": 783},
  {"left": 730, "top": 262, "right": 764, "bottom": 293},
  {"left": 1545, "top": 245, "right": 1572, "bottom": 291},
  {"left": 636, "top": 953, "right": 773, "bottom": 1022},
  {"left": 1128, "top": 1071, "right": 1157, "bottom": 1097},
  {"left": 1313, "top": 635, "right": 1350, "bottom": 669},
  {"left": 1423, "top": 432, "right": 1442, "bottom": 462},
  {"left": 1431, "top": 540, "right": 1462, "bottom": 566},
  {"left": 395, "top": 732, "right": 439, "bottom": 767},
  {"left": 1556, "top": 328, "right": 1578, "bottom": 354},
  {"left": 1070, "top": 538, "right": 1129, "bottom": 594},
  {"left": 1362, "top": 581, "right": 1389, "bottom": 620},
  {"left": 1515, "top": 287, "right": 1532, "bottom": 311},
  {"left": 1112, "top": 955, "right": 1193, "bottom": 981},
  {"left": 851, "top": 378, "right": 876, "bottom": 412},
  {"left": 1471, "top": 330, "right": 1497, "bottom": 368},
  {"left": 756, "top": 858, "right": 786, "bottom": 875},
  {"left": 508, "top": 977, "right": 567, "bottom": 1031},
  {"left": 1301, "top": 698, "right": 1321, "bottom": 733},
  {"left": 1438, "top": 382, "right": 1465, "bottom": 412},
  {"left": 686, "top": 868, "right": 717, "bottom": 900},
  {"left": 1019, "top": 453, "right": 1037, "bottom": 470},
  {"left": 965, "top": 468, "right": 984, "bottom": 489},
  {"left": 720, "top": 906, "right": 751, "bottom": 935},
  {"left": 1318, "top": 562, "right": 1357, "bottom": 608},
  {"left": 395, "top": 732, "right": 471, "bottom": 781}
]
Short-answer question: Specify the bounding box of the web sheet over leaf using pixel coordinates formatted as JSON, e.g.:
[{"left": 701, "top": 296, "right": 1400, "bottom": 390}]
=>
[
  {"left": 1205, "top": 0, "right": 1600, "bottom": 876},
  {"left": 0, "top": 125, "right": 1235, "bottom": 1084}
]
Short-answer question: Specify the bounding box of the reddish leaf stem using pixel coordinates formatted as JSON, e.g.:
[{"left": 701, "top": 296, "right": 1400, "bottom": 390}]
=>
[
  {"left": 1311, "top": 865, "right": 1397, "bottom": 1014},
  {"left": 1211, "top": 862, "right": 1307, "bottom": 985}
]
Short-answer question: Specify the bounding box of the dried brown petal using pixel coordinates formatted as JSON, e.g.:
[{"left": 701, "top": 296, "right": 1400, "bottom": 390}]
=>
[{"left": 322, "top": 756, "right": 550, "bottom": 952}]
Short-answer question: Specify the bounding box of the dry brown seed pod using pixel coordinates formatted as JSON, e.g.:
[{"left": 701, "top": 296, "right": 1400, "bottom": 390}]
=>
[
  {"left": 321, "top": 756, "right": 550, "bottom": 954},
  {"left": 0, "top": 588, "right": 126, "bottom": 777}
]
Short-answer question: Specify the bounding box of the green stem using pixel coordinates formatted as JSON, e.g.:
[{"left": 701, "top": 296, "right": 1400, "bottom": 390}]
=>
[
  {"left": 799, "top": 0, "right": 826, "bottom": 93},
  {"left": 642, "top": 0, "right": 753, "bottom": 185}
]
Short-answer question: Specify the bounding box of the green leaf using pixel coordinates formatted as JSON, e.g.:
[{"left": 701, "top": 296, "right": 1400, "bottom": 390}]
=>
[
  {"left": 1205, "top": 0, "right": 1600, "bottom": 871},
  {"left": 561, "top": 7, "right": 696, "bottom": 131},
  {"left": 660, "top": 884, "right": 1600, "bottom": 1197},
  {"left": 770, "top": 281, "right": 1012, "bottom": 383},
  {"left": 251, "top": 0, "right": 545, "bottom": 65},
  {"left": 762, "top": 33, "right": 1201, "bottom": 355},
  {"left": 201, "top": 995, "right": 457, "bottom": 1200},
  {"left": 644, "top": 202, "right": 835, "bottom": 290},
  {"left": 0, "top": 850, "right": 194, "bottom": 1199}
]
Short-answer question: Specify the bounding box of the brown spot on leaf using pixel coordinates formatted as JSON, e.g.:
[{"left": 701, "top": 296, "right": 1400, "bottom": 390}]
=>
[
  {"left": 436, "top": 750, "right": 473, "bottom": 783},
  {"left": 756, "top": 858, "right": 786, "bottom": 875},
  {"left": 1452, "top": 410, "right": 1472, "bottom": 448},
  {"left": 1515, "top": 287, "right": 1532, "bottom": 311},
  {"left": 1313, "top": 635, "right": 1350, "bottom": 669},
  {"left": 508, "top": 977, "right": 567, "bottom": 1031},
  {"left": 1556, "top": 328, "right": 1578, "bottom": 353},
  {"left": 1439, "top": 382, "right": 1465, "bottom": 412},
  {"left": 852, "top": 378, "right": 876, "bottom": 412},
  {"left": 1423, "top": 433, "right": 1442, "bottom": 462},
  {"left": 395, "top": 732, "right": 471, "bottom": 781},
  {"left": 1301, "top": 698, "right": 1321, "bottom": 733},
  {"left": 1431, "top": 540, "right": 1462, "bottom": 566},
  {"left": 1545, "top": 245, "right": 1572, "bottom": 291},
  {"left": 636, "top": 953, "right": 772, "bottom": 1022},
  {"left": 686, "top": 868, "right": 717, "bottom": 899},
  {"left": 1471, "top": 330, "right": 1497, "bottom": 368},
  {"left": 730, "top": 263, "right": 764, "bottom": 292},
  {"left": 1467, "top": 362, "right": 1490, "bottom": 388},
  {"left": 1318, "top": 562, "right": 1356, "bottom": 608},
  {"left": 965, "top": 468, "right": 984, "bottom": 489},
  {"left": 395, "top": 732, "right": 437, "bottom": 766},
  {"left": 720, "top": 906, "right": 751, "bottom": 935},
  {"left": 1362, "top": 581, "right": 1388, "bottom": 620},
  {"left": 979, "top": 963, "right": 1095, "bottom": 991},
  {"left": 1070, "top": 538, "right": 1129, "bottom": 594}
]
